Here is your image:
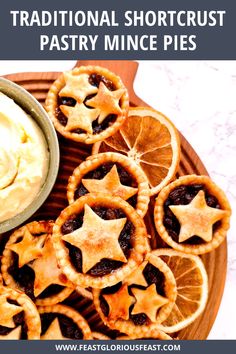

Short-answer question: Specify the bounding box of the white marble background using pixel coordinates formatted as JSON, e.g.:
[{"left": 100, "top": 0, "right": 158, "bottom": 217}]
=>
[{"left": 0, "top": 60, "right": 235, "bottom": 339}]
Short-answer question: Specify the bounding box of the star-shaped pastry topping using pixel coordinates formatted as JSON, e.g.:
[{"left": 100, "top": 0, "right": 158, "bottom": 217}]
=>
[
  {"left": 103, "top": 284, "right": 135, "bottom": 321},
  {"left": 86, "top": 82, "right": 125, "bottom": 124},
  {"left": 0, "top": 326, "right": 21, "bottom": 340},
  {"left": 59, "top": 72, "right": 98, "bottom": 102},
  {"left": 82, "top": 165, "right": 138, "bottom": 201},
  {"left": 7, "top": 227, "right": 47, "bottom": 268},
  {"left": 41, "top": 318, "right": 68, "bottom": 340},
  {"left": 125, "top": 261, "right": 148, "bottom": 287},
  {"left": 29, "top": 237, "right": 70, "bottom": 297},
  {"left": 169, "top": 190, "right": 228, "bottom": 243},
  {"left": 131, "top": 284, "right": 169, "bottom": 323},
  {"left": 60, "top": 103, "right": 100, "bottom": 134},
  {"left": 0, "top": 295, "right": 23, "bottom": 328},
  {"left": 62, "top": 204, "right": 127, "bottom": 273}
]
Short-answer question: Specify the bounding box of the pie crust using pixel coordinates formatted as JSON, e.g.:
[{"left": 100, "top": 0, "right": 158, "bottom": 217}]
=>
[
  {"left": 93, "top": 252, "right": 177, "bottom": 337},
  {"left": 1, "top": 221, "right": 74, "bottom": 306},
  {"left": 52, "top": 194, "right": 149, "bottom": 289},
  {"left": 154, "top": 175, "right": 231, "bottom": 254},
  {"left": 67, "top": 152, "right": 150, "bottom": 217},
  {"left": 38, "top": 304, "right": 92, "bottom": 339},
  {"left": 0, "top": 285, "right": 41, "bottom": 339},
  {"left": 75, "top": 286, "right": 93, "bottom": 300},
  {"left": 45, "top": 66, "right": 129, "bottom": 144},
  {"left": 92, "top": 332, "right": 110, "bottom": 340},
  {"left": 117, "top": 329, "right": 173, "bottom": 340}
]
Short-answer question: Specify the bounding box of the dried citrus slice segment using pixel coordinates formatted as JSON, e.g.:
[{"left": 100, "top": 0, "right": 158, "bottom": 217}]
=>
[
  {"left": 151, "top": 249, "right": 208, "bottom": 333},
  {"left": 92, "top": 107, "right": 180, "bottom": 195}
]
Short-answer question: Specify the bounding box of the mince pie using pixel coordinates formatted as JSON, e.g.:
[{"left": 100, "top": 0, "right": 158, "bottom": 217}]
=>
[
  {"left": 0, "top": 285, "right": 41, "bottom": 339},
  {"left": 38, "top": 304, "right": 92, "bottom": 339},
  {"left": 67, "top": 152, "right": 150, "bottom": 217},
  {"left": 93, "top": 252, "right": 177, "bottom": 337},
  {"left": 52, "top": 194, "right": 149, "bottom": 289},
  {"left": 154, "top": 175, "right": 231, "bottom": 254},
  {"left": 1, "top": 221, "right": 74, "bottom": 306},
  {"left": 45, "top": 66, "right": 129, "bottom": 144}
]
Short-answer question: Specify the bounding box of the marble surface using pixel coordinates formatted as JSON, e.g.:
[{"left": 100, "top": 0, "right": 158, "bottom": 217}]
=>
[
  {"left": 0, "top": 60, "right": 235, "bottom": 339},
  {"left": 135, "top": 61, "right": 236, "bottom": 340}
]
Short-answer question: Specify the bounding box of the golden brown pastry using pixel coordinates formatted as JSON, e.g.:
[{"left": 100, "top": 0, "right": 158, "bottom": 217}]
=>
[
  {"left": 93, "top": 252, "right": 177, "bottom": 337},
  {"left": 67, "top": 152, "right": 150, "bottom": 217},
  {"left": 154, "top": 175, "right": 231, "bottom": 254},
  {"left": 1, "top": 221, "right": 74, "bottom": 306},
  {"left": 0, "top": 285, "right": 41, "bottom": 339},
  {"left": 52, "top": 194, "right": 149, "bottom": 289},
  {"left": 38, "top": 304, "right": 92, "bottom": 340},
  {"left": 45, "top": 66, "right": 129, "bottom": 144}
]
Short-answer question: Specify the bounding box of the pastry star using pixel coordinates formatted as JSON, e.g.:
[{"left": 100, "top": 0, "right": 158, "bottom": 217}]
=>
[
  {"left": 59, "top": 72, "right": 98, "bottom": 102},
  {"left": 60, "top": 103, "right": 100, "bottom": 134},
  {"left": 86, "top": 82, "right": 125, "bottom": 124},
  {"left": 62, "top": 204, "right": 127, "bottom": 273},
  {"left": 131, "top": 284, "right": 169, "bottom": 323},
  {"left": 29, "top": 237, "right": 70, "bottom": 297},
  {"left": 7, "top": 228, "right": 47, "bottom": 268},
  {"left": 0, "top": 295, "right": 23, "bottom": 328},
  {"left": 103, "top": 284, "right": 135, "bottom": 321},
  {"left": 0, "top": 326, "right": 21, "bottom": 340},
  {"left": 169, "top": 190, "right": 228, "bottom": 243},
  {"left": 41, "top": 318, "right": 68, "bottom": 340},
  {"left": 82, "top": 165, "right": 138, "bottom": 201},
  {"left": 125, "top": 261, "right": 148, "bottom": 287}
]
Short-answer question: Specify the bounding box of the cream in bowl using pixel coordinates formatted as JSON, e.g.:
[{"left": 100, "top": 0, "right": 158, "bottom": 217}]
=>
[
  {"left": 0, "top": 77, "right": 59, "bottom": 234},
  {"left": 0, "top": 92, "right": 49, "bottom": 223}
]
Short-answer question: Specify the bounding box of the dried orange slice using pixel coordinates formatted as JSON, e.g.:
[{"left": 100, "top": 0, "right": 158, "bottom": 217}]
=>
[
  {"left": 152, "top": 249, "right": 208, "bottom": 333},
  {"left": 92, "top": 107, "right": 180, "bottom": 195}
]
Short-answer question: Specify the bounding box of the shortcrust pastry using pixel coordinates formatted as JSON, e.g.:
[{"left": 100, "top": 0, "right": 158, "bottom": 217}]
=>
[
  {"left": 45, "top": 66, "right": 129, "bottom": 144},
  {"left": 117, "top": 329, "right": 173, "bottom": 340},
  {"left": 38, "top": 304, "right": 92, "bottom": 339},
  {"left": 52, "top": 194, "right": 149, "bottom": 289},
  {"left": 93, "top": 252, "right": 177, "bottom": 337},
  {"left": 0, "top": 285, "right": 41, "bottom": 339},
  {"left": 67, "top": 152, "right": 150, "bottom": 217},
  {"left": 154, "top": 175, "right": 231, "bottom": 254},
  {"left": 92, "top": 332, "right": 110, "bottom": 340},
  {"left": 1, "top": 221, "right": 74, "bottom": 306}
]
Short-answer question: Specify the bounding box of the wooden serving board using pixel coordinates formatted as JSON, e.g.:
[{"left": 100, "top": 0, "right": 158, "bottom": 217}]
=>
[{"left": 4, "top": 60, "right": 227, "bottom": 339}]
